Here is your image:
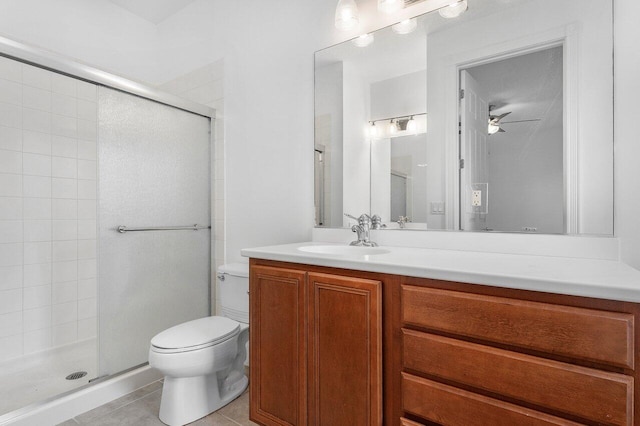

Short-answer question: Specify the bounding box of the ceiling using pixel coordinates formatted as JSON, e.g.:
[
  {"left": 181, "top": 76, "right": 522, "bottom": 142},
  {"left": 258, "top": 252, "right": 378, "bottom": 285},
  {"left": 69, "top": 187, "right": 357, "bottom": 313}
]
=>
[
  {"left": 108, "top": 0, "right": 196, "bottom": 24},
  {"left": 467, "top": 46, "right": 564, "bottom": 130}
]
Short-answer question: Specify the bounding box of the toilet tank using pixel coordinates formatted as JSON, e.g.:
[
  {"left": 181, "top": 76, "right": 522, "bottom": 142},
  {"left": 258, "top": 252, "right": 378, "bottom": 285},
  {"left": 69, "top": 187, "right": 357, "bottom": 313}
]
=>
[{"left": 217, "top": 263, "right": 249, "bottom": 324}]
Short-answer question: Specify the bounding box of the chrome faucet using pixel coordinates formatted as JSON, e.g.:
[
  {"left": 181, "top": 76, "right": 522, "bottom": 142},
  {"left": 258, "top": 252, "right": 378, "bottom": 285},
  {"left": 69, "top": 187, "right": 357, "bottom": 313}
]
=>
[
  {"left": 371, "top": 215, "right": 385, "bottom": 230},
  {"left": 397, "top": 216, "right": 410, "bottom": 229},
  {"left": 344, "top": 213, "right": 378, "bottom": 247}
]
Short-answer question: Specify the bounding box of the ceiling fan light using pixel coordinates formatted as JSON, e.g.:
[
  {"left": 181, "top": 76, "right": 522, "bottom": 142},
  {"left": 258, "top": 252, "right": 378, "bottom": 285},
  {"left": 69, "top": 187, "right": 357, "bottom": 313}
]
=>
[
  {"left": 488, "top": 122, "right": 501, "bottom": 135},
  {"left": 392, "top": 18, "right": 418, "bottom": 35},
  {"left": 335, "top": 0, "right": 359, "bottom": 31},
  {"left": 439, "top": 0, "right": 468, "bottom": 19},
  {"left": 378, "top": 0, "right": 403, "bottom": 14}
]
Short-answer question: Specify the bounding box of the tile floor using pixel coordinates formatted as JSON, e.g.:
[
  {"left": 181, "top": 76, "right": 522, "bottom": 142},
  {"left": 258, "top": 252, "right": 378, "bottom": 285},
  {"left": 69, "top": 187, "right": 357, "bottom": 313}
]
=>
[{"left": 57, "top": 379, "right": 257, "bottom": 426}]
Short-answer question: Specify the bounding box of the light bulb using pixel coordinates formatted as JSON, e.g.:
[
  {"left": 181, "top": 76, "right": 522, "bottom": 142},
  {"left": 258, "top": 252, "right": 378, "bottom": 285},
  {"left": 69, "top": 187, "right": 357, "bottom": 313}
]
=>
[
  {"left": 407, "top": 116, "right": 417, "bottom": 133},
  {"left": 335, "top": 0, "right": 359, "bottom": 31},
  {"left": 438, "top": 0, "right": 468, "bottom": 19},
  {"left": 488, "top": 122, "right": 500, "bottom": 135},
  {"left": 370, "top": 122, "right": 378, "bottom": 138},
  {"left": 389, "top": 120, "right": 397, "bottom": 135},
  {"left": 378, "top": 0, "right": 403, "bottom": 14},
  {"left": 352, "top": 33, "right": 374, "bottom": 47},
  {"left": 392, "top": 18, "right": 417, "bottom": 35}
]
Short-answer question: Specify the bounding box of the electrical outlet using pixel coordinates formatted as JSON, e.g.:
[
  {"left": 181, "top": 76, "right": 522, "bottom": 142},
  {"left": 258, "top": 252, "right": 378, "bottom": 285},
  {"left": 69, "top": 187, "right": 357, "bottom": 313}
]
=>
[
  {"left": 472, "top": 190, "right": 482, "bottom": 207},
  {"left": 431, "top": 202, "right": 445, "bottom": 215}
]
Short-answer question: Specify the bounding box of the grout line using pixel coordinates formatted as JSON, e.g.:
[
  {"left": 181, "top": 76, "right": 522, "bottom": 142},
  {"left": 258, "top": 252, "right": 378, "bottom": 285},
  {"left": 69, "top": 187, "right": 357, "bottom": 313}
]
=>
[{"left": 219, "top": 413, "right": 244, "bottom": 426}]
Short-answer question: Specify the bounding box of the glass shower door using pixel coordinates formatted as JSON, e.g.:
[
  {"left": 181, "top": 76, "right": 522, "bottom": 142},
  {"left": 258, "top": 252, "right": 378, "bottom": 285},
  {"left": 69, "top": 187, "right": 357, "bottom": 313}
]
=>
[{"left": 98, "top": 87, "right": 211, "bottom": 376}]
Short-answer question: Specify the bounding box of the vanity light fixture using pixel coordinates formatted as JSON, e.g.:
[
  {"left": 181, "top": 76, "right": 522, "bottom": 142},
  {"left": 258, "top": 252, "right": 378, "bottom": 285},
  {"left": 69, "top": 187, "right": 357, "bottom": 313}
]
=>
[
  {"left": 438, "top": 0, "right": 468, "bottom": 18},
  {"left": 392, "top": 18, "right": 418, "bottom": 35},
  {"left": 352, "top": 33, "right": 375, "bottom": 47},
  {"left": 406, "top": 116, "right": 417, "bottom": 133},
  {"left": 369, "top": 121, "right": 379, "bottom": 138},
  {"left": 368, "top": 113, "right": 426, "bottom": 138},
  {"left": 389, "top": 119, "right": 398, "bottom": 134},
  {"left": 335, "top": 0, "right": 359, "bottom": 31},
  {"left": 378, "top": 0, "right": 403, "bottom": 14}
]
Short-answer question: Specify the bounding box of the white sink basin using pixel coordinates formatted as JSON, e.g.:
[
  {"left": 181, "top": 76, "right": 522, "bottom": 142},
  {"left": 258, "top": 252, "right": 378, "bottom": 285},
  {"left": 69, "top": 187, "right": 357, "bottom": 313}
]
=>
[{"left": 297, "top": 245, "right": 391, "bottom": 256}]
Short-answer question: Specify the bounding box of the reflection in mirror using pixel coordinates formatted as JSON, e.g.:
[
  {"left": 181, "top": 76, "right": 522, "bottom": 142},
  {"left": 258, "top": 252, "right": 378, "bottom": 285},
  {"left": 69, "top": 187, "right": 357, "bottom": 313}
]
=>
[
  {"left": 314, "top": 0, "right": 613, "bottom": 235},
  {"left": 460, "top": 46, "right": 564, "bottom": 233}
]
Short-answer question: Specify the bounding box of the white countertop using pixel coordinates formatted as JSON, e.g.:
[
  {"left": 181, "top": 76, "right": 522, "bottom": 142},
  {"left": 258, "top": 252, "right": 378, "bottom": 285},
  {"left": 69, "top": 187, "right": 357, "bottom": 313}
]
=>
[{"left": 241, "top": 242, "right": 640, "bottom": 303}]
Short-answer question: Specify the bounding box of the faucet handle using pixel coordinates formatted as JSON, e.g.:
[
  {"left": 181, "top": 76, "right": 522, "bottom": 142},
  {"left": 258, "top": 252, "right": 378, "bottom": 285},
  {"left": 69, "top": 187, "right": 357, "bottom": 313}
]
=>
[
  {"left": 371, "top": 215, "right": 383, "bottom": 230},
  {"left": 344, "top": 213, "right": 359, "bottom": 221},
  {"left": 358, "top": 214, "right": 372, "bottom": 225}
]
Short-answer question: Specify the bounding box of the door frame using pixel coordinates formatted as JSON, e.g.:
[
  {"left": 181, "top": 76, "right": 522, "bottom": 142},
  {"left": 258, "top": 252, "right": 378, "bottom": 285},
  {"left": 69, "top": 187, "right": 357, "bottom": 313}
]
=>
[{"left": 443, "top": 24, "right": 579, "bottom": 233}]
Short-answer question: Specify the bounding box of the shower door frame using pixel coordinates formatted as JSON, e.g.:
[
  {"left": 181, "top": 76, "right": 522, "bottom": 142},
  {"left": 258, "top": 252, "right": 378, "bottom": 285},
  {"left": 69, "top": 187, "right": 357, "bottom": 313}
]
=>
[{"left": 0, "top": 35, "right": 216, "bottom": 425}]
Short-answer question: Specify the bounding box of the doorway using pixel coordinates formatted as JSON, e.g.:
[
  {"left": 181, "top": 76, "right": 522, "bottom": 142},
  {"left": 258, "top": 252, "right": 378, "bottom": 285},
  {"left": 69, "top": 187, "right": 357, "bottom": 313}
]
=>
[{"left": 459, "top": 45, "right": 565, "bottom": 233}]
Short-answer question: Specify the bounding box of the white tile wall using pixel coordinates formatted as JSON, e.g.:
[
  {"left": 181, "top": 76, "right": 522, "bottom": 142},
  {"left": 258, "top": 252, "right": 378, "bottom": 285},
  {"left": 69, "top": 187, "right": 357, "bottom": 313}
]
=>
[{"left": 0, "top": 58, "right": 98, "bottom": 360}]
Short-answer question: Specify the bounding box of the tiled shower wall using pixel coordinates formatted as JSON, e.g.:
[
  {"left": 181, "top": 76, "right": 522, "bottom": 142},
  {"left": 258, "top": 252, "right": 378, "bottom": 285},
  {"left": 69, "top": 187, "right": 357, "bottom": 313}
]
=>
[
  {"left": 158, "top": 60, "right": 225, "bottom": 314},
  {"left": 0, "top": 56, "right": 97, "bottom": 362}
]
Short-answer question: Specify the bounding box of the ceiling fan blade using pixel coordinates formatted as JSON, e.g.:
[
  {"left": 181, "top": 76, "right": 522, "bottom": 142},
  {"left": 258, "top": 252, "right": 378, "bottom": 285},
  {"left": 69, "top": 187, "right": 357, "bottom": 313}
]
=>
[
  {"left": 501, "top": 119, "right": 542, "bottom": 124},
  {"left": 496, "top": 111, "right": 512, "bottom": 121}
]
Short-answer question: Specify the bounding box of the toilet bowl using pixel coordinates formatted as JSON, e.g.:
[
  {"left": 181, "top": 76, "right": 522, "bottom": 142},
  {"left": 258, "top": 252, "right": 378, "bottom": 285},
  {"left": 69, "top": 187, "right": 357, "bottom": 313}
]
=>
[{"left": 148, "top": 263, "right": 249, "bottom": 426}]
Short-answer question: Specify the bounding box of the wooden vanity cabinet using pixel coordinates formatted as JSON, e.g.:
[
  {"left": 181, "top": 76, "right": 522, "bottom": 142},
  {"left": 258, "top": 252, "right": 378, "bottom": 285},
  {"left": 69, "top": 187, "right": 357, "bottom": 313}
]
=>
[
  {"left": 249, "top": 260, "right": 385, "bottom": 426},
  {"left": 399, "top": 277, "right": 639, "bottom": 426},
  {"left": 249, "top": 259, "right": 640, "bottom": 426}
]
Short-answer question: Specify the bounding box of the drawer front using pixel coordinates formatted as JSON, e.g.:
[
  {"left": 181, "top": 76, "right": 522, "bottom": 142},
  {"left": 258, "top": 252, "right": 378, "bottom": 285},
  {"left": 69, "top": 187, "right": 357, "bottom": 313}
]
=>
[
  {"left": 403, "top": 330, "right": 633, "bottom": 425},
  {"left": 402, "top": 373, "right": 584, "bottom": 426},
  {"left": 401, "top": 285, "right": 634, "bottom": 368}
]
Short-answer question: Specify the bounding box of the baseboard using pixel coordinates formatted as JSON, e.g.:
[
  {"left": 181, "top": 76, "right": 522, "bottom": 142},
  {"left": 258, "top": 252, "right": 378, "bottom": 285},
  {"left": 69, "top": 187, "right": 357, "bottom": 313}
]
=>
[{"left": 0, "top": 365, "right": 162, "bottom": 426}]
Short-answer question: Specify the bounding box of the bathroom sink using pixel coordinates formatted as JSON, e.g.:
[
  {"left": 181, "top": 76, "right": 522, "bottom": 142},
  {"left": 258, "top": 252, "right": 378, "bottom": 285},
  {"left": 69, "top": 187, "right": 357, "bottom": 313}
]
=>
[{"left": 297, "top": 245, "right": 391, "bottom": 256}]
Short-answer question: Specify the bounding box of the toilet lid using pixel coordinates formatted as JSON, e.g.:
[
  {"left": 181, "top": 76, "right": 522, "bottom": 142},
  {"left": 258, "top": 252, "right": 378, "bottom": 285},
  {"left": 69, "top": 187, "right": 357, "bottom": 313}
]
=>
[{"left": 151, "top": 316, "right": 240, "bottom": 350}]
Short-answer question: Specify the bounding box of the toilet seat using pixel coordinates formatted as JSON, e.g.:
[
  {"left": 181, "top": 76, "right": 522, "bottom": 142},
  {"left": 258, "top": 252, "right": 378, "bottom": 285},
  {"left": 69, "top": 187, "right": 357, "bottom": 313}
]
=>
[{"left": 150, "top": 316, "right": 240, "bottom": 354}]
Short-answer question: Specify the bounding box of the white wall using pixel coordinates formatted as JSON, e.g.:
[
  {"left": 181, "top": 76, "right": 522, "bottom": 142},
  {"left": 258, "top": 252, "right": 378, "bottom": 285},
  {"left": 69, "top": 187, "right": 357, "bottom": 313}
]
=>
[
  {"left": 486, "top": 125, "right": 564, "bottom": 233},
  {"left": 370, "top": 71, "right": 427, "bottom": 224},
  {"left": 342, "top": 61, "right": 371, "bottom": 227},
  {"left": 315, "top": 62, "right": 344, "bottom": 227},
  {"left": 615, "top": 0, "right": 640, "bottom": 270},
  {"left": 2, "top": 0, "right": 639, "bottom": 271}
]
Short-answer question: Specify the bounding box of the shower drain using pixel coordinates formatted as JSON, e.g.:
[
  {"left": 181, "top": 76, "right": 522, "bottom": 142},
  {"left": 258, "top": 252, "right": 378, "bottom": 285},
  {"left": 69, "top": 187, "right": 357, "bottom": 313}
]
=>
[{"left": 65, "top": 371, "right": 88, "bottom": 380}]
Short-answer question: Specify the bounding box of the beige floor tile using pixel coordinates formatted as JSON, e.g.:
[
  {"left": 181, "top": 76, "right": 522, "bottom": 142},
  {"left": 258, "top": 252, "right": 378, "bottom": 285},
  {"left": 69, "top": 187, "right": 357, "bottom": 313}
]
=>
[
  {"left": 75, "top": 381, "right": 163, "bottom": 424},
  {"left": 78, "top": 390, "right": 163, "bottom": 426},
  {"left": 62, "top": 380, "right": 254, "bottom": 426},
  {"left": 190, "top": 412, "right": 239, "bottom": 425},
  {"left": 217, "top": 392, "right": 253, "bottom": 425}
]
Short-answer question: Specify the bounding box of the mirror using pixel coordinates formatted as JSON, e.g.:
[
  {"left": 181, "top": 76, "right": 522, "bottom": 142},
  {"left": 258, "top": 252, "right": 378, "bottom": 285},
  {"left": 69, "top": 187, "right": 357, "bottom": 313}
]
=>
[{"left": 314, "top": 0, "right": 613, "bottom": 235}]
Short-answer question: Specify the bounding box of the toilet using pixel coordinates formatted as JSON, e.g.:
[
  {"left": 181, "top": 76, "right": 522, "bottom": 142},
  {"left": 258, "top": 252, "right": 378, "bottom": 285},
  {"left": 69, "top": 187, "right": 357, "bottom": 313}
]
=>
[{"left": 148, "top": 263, "right": 249, "bottom": 426}]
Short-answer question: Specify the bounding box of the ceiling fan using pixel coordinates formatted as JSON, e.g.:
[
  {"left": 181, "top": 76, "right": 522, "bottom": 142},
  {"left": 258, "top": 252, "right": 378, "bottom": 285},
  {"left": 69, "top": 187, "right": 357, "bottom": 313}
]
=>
[{"left": 488, "top": 106, "right": 541, "bottom": 135}]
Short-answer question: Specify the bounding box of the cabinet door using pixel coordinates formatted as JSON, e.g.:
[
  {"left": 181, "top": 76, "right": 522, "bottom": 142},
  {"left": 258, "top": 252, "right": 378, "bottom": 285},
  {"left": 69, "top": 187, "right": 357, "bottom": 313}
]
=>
[
  {"left": 307, "top": 272, "right": 382, "bottom": 426},
  {"left": 250, "top": 265, "right": 307, "bottom": 426}
]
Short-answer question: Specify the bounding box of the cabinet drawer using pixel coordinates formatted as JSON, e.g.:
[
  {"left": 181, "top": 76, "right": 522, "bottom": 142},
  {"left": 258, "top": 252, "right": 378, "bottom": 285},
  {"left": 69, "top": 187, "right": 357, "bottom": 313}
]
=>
[
  {"left": 403, "top": 330, "right": 633, "bottom": 425},
  {"left": 401, "top": 285, "right": 634, "bottom": 368},
  {"left": 400, "top": 418, "right": 425, "bottom": 426},
  {"left": 402, "top": 373, "right": 584, "bottom": 426}
]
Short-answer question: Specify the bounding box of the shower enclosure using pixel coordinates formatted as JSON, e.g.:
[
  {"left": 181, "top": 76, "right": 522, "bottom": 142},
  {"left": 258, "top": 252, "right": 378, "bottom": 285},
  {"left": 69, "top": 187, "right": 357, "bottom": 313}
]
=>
[{"left": 0, "top": 50, "right": 213, "bottom": 421}]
